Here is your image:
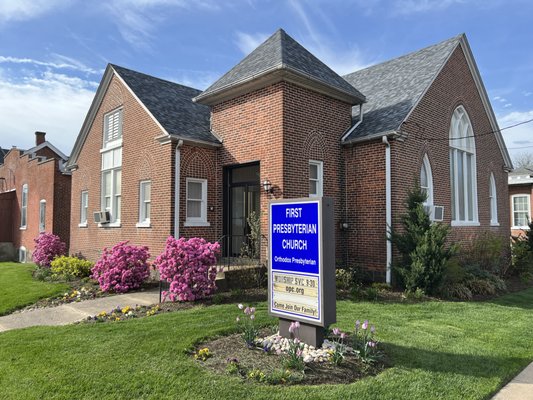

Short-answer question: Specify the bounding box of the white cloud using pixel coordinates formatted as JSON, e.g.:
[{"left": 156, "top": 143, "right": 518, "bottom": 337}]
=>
[
  {"left": 164, "top": 70, "right": 220, "bottom": 90},
  {"left": 0, "top": 55, "right": 100, "bottom": 75},
  {"left": 0, "top": 0, "right": 72, "bottom": 24},
  {"left": 503, "top": 103, "right": 512, "bottom": 108},
  {"left": 498, "top": 110, "right": 533, "bottom": 160},
  {"left": 235, "top": 32, "right": 270, "bottom": 55},
  {"left": 0, "top": 68, "right": 96, "bottom": 155},
  {"left": 100, "top": 0, "right": 220, "bottom": 50}
]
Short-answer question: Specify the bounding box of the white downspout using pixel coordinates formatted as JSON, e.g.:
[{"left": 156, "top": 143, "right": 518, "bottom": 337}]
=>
[
  {"left": 382, "top": 135, "right": 392, "bottom": 284},
  {"left": 174, "top": 140, "right": 183, "bottom": 238}
]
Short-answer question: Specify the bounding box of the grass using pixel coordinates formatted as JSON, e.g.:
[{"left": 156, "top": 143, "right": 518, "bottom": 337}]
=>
[
  {"left": 1, "top": 289, "right": 533, "bottom": 399},
  {"left": 0, "top": 262, "right": 70, "bottom": 315}
]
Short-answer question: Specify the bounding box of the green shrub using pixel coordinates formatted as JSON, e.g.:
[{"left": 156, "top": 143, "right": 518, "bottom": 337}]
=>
[
  {"left": 511, "top": 237, "right": 533, "bottom": 279},
  {"left": 389, "top": 184, "right": 456, "bottom": 295},
  {"left": 457, "top": 231, "right": 509, "bottom": 276},
  {"left": 50, "top": 256, "right": 94, "bottom": 280},
  {"left": 439, "top": 283, "right": 473, "bottom": 300},
  {"left": 33, "top": 266, "right": 52, "bottom": 281},
  {"left": 336, "top": 264, "right": 363, "bottom": 291},
  {"left": 371, "top": 282, "right": 392, "bottom": 291},
  {"left": 404, "top": 287, "right": 426, "bottom": 301}
]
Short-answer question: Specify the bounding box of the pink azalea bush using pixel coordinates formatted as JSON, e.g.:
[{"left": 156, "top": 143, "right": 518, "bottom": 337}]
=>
[
  {"left": 91, "top": 241, "right": 150, "bottom": 293},
  {"left": 32, "top": 232, "right": 67, "bottom": 268},
  {"left": 154, "top": 236, "right": 220, "bottom": 302}
]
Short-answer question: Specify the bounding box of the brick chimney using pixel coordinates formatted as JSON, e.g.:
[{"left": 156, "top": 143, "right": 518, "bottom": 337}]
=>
[{"left": 35, "top": 131, "right": 46, "bottom": 146}]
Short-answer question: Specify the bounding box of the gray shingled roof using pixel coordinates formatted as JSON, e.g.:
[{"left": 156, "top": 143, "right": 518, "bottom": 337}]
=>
[
  {"left": 196, "top": 29, "right": 365, "bottom": 103},
  {"left": 510, "top": 166, "right": 533, "bottom": 176},
  {"left": 111, "top": 65, "right": 218, "bottom": 144},
  {"left": 342, "top": 35, "right": 462, "bottom": 142}
]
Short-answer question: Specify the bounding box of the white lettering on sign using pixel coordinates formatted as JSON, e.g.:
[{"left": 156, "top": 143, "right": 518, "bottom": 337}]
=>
[
  {"left": 285, "top": 207, "right": 302, "bottom": 218},
  {"left": 271, "top": 223, "right": 317, "bottom": 234},
  {"left": 282, "top": 239, "right": 307, "bottom": 250}
]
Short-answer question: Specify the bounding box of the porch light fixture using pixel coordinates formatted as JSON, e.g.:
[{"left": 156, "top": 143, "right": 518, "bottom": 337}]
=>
[{"left": 262, "top": 179, "right": 273, "bottom": 194}]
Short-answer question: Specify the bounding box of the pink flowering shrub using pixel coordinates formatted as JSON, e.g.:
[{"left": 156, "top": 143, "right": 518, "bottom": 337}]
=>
[
  {"left": 32, "top": 232, "right": 67, "bottom": 268},
  {"left": 91, "top": 241, "right": 150, "bottom": 293},
  {"left": 154, "top": 236, "right": 220, "bottom": 302}
]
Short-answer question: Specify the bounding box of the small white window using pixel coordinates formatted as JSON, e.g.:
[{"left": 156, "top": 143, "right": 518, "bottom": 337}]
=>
[
  {"left": 309, "top": 160, "right": 323, "bottom": 197},
  {"left": 39, "top": 200, "right": 46, "bottom": 232},
  {"left": 512, "top": 194, "right": 530, "bottom": 229},
  {"left": 20, "top": 184, "right": 28, "bottom": 228},
  {"left": 138, "top": 180, "right": 151, "bottom": 226},
  {"left": 185, "top": 178, "right": 208, "bottom": 226},
  {"left": 103, "top": 108, "right": 123, "bottom": 146},
  {"left": 420, "top": 154, "right": 433, "bottom": 206},
  {"left": 80, "top": 191, "right": 88, "bottom": 226},
  {"left": 489, "top": 173, "right": 498, "bottom": 225}
]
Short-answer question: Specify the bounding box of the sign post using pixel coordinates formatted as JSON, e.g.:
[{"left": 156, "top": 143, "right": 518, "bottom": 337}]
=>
[{"left": 268, "top": 197, "right": 336, "bottom": 347}]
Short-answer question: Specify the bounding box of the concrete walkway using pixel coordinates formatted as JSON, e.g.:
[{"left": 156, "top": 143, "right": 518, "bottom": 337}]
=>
[
  {"left": 492, "top": 362, "right": 533, "bottom": 399},
  {"left": 0, "top": 289, "right": 159, "bottom": 332}
]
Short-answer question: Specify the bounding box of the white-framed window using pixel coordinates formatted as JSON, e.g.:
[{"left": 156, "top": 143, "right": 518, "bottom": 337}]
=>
[
  {"left": 103, "top": 108, "right": 123, "bottom": 146},
  {"left": 420, "top": 154, "right": 433, "bottom": 206},
  {"left": 138, "top": 180, "right": 151, "bottom": 226},
  {"left": 489, "top": 173, "right": 498, "bottom": 225},
  {"left": 449, "top": 106, "right": 478, "bottom": 225},
  {"left": 19, "top": 246, "right": 27, "bottom": 263},
  {"left": 80, "top": 191, "right": 88, "bottom": 226},
  {"left": 39, "top": 200, "right": 46, "bottom": 232},
  {"left": 185, "top": 178, "right": 208, "bottom": 226},
  {"left": 309, "top": 160, "right": 323, "bottom": 197},
  {"left": 512, "top": 194, "right": 530, "bottom": 229},
  {"left": 20, "top": 183, "right": 28, "bottom": 229}
]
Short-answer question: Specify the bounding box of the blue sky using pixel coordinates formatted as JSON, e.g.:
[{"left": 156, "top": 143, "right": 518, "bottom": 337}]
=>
[{"left": 0, "top": 0, "right": 532, "bottom": 163}]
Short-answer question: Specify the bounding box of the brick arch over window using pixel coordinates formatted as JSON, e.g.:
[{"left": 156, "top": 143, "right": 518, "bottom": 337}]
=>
[
  {"left": 182, "top": 148, "right": 216, "bottom": 179},
  {"left": 302, "top": 129, "right": 327, "bottom": 161},
  {"left": 136, "top": 150, "right": 155, "bottom": 181}
]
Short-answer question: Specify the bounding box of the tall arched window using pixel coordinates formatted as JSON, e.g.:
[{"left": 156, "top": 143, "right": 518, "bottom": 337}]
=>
[
  {"left": 489, "top": 173, "right": 498, "bottom": 225},
  {"left": 449, "top": 106, "right": 478, "bottom": 224},
  {"left": 420, "top": 154, "right": 433, "bottom": 207}
]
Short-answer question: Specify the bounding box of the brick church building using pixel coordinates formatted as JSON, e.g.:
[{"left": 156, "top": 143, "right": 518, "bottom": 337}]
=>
[{"left": 66, "top": 30, "right": 511, "bottom": 283}]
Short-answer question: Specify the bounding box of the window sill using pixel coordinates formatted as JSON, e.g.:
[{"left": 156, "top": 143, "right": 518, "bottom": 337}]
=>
[
  {"left": 184, "top": 221, "right": 210, "bottom": 227},
  {"left": 512, "top": 226, "right": 530, "bottom": 230},
  {"left": 490, "top": 222, "right": 500, "bottom": 227},
  {"left": 98, "top": 222, "right": 121, "bottom": 228},
  {"left": 451, "top": 221, "right": 480, "bottom": 227},
  {"left": 136, "top": 222, "right": 151, "bottom": 228},
  {"left": 19, "top": 226, "right": 27, "bottom": 230},
  {"left": 78, "top": 223, "right": 88, "bottom": 228}
]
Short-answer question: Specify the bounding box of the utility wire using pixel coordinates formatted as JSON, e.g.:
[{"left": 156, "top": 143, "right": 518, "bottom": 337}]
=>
[{"left": 411, "top": 118, "right": 533, "bottom": 142}]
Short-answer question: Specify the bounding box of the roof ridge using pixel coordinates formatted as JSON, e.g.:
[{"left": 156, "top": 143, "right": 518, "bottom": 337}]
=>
[
  {"left": 343, "top": 34, "right": 463, "bottom": 78},
  {"left": 110, "top": 64, "right": 202, "bottom": 92}
]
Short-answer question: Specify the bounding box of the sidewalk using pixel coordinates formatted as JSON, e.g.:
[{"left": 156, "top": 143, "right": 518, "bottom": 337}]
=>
[
  {"left": 0, "top": 289, "right": 159, "bottom": 332},
  {"left": 492, "top": 362, "right": 533, "bottom": 399}
]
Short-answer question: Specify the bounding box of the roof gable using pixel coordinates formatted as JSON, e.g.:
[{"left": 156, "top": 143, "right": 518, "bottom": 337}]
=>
[
  {"left": 343, "top": 35, "right": 461, "bottom": 141},
  {"left": 194, "top": 29, "right": 365, "bottom": 105},
  {"left": 66, "top": 65, "right": 219, "bottom": 169},
  {"left": 23, "top": 141, "right": 68, "bottom": 161}
]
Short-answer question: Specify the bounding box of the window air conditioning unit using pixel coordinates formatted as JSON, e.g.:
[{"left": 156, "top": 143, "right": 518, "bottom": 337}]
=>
[
  {"left": 94, "top": 211, "right": 110, "bottom": 224},
  {"left": 423, "top": 205, "right": 445, "bottom": 222}
]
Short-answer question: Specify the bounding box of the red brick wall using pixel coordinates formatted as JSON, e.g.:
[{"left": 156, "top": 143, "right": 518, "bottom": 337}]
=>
[
  {"left": 343, "top": 140, "right": 387, "bottom": 279},
  {"left": 0, "top": 149, "right": 70, "bottom": 257},
  {"left": 69, "top": 75, "right": 174, "bottom": 261},
  {"left": 509, "top": 184, "right": 533, "bottom": 238}
]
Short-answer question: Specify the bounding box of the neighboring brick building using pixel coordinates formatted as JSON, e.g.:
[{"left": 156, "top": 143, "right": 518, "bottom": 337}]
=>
[
  {"left": 66, "top": 30, "right": 512, "bottom": 283},
  {"left": 0, "top": 132, "right": 71, "bottom": 261},
  {"left": 508, "top": 167, "right": 533, "bottom": 238}
]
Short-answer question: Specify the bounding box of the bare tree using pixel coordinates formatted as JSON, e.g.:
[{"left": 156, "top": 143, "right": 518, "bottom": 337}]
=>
[{"left": 513, "top": 152, "right": 533, "bottom": 169}]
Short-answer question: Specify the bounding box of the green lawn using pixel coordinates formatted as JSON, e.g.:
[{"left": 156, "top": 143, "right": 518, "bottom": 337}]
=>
[
  {"left": 1, "top": 290, "right": 532, "bottom": 399},
  {"left": 0, "top": 262, "right": 69, "bottom": 315}
]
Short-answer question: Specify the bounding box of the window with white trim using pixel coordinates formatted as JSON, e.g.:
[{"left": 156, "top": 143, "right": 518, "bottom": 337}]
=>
[
  {"left": 138, "top": 180, "right": 151, "bottom": 225},
  {"left": 101, "top": 109, "right": 122, "bottom": 225},
  {"left": 512, "top": 194, "right": 530, "bottom": 228},
  {"left": 309, "top": 160, "right": 323, "bottom": 197},
  {"left": 489, "top": 173, "right": 498, "bottom": 225},
  {"left": 420, "top": 154, "right": 433, "bottom": 206},
  {"left": 80, "top": 191, "right": 88, "bottom": 225},
  {"left": 186, "top": 178, "right": 207, "bottom": 225},
  {"left": 20, "top": 184, "right": 28, "bottom": 228},
  {"left": 39, "top": 200, "right": 46, "bottom": 232},
  {"left": 449, "top": 106, "right": 478, "bottom": 224}
]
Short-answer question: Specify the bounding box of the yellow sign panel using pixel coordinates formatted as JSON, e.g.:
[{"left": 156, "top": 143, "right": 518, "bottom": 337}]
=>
[{"left": 272, "top": 271, "right": 319, "bottom": 319}]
